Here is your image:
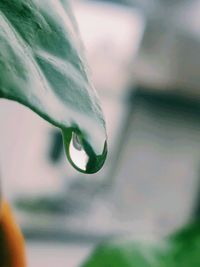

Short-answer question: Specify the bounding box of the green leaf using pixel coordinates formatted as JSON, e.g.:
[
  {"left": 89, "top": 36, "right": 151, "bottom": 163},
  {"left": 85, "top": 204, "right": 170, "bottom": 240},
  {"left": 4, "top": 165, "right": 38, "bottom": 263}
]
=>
[
  {"left": 82, "top": 221, "right": 200, "bottom": 267},
  {"left": 0, "top": 0, "right": 107, "bottom": 173},
  {"left": 169, "top": 220, "right": 200, "bottom": 267},
  {"left": 81, "top": 239, "right": 172, "bottom": 267}
]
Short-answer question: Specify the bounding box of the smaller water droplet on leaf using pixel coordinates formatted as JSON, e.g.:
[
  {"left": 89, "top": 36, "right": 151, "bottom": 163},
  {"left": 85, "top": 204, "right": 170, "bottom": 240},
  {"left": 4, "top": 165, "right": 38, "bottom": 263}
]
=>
[{"left": 62, "top": 129, "right": 107, "bottom": 174}]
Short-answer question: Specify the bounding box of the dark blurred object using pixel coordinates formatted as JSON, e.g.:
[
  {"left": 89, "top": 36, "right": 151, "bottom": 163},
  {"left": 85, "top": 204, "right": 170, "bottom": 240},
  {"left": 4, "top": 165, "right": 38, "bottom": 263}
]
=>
[{"left": 49, "top": 131, "right": 63, "bottom": 164}]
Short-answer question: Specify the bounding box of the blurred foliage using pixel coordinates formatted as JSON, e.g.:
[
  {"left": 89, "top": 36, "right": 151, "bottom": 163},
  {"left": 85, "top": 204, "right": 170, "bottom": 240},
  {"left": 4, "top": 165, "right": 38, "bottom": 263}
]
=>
[
  {"left": 15, "top": 195, "right": 66, "bottom": 214},
  {"left": 82, "top": 220, "right": 200, "bottom": 267}
]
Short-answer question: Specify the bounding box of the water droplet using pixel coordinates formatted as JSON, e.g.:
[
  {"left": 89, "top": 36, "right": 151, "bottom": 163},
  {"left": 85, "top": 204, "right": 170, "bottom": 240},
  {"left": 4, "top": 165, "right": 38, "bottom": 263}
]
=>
[
  {"left": 63, "top": 130, "right": 107, "bottom": 174},
  {"left": 69, "top": 132, "right": 89, "bottom": 172}
]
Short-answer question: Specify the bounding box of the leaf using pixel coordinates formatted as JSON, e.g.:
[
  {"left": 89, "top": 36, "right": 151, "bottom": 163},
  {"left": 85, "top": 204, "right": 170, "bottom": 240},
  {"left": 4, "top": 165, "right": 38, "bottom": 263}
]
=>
[
  {"left": 82, "top": 221, "right": 200, "bottom": 267},
  {"left": 169, "top": 219, "right": 200, "bottom": 267},
  {"left": 81, "top": 239, "right": 172, "bottom": 267},
  {"left": 0, "top": 0, "right": 107, "bottom": 172}
]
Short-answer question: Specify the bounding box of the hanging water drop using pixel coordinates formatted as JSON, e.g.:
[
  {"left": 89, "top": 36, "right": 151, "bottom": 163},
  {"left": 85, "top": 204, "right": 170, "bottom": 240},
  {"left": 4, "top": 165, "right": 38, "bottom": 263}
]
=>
[
  {"left": 63, "top": 130, "right": 107, "bottom": 174},
  {"left": 69, "top": 132, "right": 89, "bottom": 172}
]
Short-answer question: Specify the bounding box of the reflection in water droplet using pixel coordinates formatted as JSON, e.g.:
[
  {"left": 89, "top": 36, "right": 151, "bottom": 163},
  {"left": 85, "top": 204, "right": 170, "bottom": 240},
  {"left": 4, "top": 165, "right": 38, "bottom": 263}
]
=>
[
  {"left": 63, "top": 129, "right": 107, "bottom": 174},
  {"left": 69, "top": 132, "right": 89, "bottom": 172}
]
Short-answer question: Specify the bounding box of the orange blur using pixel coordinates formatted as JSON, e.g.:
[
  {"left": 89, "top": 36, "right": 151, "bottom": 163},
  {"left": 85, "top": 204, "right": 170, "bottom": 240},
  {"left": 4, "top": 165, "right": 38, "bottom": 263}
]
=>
[{"left": 0, "top": 202, "right": 26, "bottom": 267}]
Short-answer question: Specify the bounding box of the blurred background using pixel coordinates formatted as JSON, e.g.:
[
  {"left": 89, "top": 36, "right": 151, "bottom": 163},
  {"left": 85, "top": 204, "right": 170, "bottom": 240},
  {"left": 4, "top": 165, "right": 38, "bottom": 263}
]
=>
[{"left": 1, "top": 0, "right": 200, "bottom": 266}]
